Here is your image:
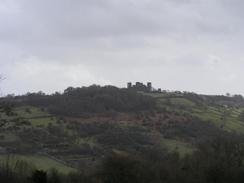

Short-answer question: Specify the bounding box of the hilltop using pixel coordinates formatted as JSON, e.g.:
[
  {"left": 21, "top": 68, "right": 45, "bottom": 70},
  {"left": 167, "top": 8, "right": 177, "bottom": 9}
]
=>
[{"left": 1, "top": 84, "right": 244, "bottom": 172}]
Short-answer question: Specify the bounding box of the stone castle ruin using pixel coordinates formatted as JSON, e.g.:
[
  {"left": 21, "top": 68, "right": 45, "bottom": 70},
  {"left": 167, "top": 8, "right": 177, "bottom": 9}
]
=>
[{"left": 127, "top": 82, "right": 161, "bottom": 92}]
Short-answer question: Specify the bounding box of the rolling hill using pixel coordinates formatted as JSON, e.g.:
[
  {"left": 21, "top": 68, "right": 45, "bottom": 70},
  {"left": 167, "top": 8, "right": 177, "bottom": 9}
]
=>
[{"left": 1, "top": 85, "right": 244, "bottom": 172}]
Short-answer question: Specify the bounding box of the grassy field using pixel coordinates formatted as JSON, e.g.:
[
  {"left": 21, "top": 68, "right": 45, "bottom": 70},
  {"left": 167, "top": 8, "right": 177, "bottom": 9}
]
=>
[
  {"left": 29, "top": 118, "right": 56, "bottom": 127},
  {"left": 14, "top": 106, "right": 48, "bottom": 118},
  {"left": 161, "top": 138, "right": 194, "bottom": 157},
  {"left": 170, "top": 98, "right": 195, "bottom": 107},
  {"left": 140, "top": 92, "right": 244, "bottom": 133},
  {"left": 14, "top": 106, "right": 56, "bottom": 126},
  {"left": 137, "top": 91, "right": 244, "bottom": 154},
  {"left": 0, "top": 106, "right": 76, "bottom": 173},
  {"left": 0, "top": 154, "right": 76, "bottom": 174}
]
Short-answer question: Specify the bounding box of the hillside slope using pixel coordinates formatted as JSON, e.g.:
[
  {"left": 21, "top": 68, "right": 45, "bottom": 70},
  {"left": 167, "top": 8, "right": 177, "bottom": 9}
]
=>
[{"left": 1, "top": 85, "right": 244, "bottom": 171}]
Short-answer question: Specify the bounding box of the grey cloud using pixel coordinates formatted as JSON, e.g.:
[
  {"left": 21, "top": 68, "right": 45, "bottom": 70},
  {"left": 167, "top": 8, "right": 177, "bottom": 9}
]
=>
[
  {"left": 1, "top": 0, "right": 244, "bottom": 95},
  {"left": 1, "top": 0, "right": 235, "bottom": 41}
]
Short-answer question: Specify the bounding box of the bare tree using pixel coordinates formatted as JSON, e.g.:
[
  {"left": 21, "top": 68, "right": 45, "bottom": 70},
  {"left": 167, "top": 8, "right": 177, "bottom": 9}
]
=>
[{"left": 0, "top": 75, "right": 12, "bottom": 127}]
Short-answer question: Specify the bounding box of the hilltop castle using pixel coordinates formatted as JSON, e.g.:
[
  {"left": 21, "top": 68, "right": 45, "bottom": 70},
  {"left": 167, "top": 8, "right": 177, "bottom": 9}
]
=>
[{"left": 127, "top": 82, "right": 162, "bottom": 92}]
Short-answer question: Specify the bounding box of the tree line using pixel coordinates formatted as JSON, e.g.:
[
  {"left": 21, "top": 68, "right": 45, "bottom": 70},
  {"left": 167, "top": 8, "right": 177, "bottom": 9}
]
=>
[{"left": 14, "top": 85, "right": 156, "bottom": 117}]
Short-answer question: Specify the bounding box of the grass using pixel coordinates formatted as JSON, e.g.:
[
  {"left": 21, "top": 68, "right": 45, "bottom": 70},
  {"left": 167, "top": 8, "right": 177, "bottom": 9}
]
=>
[
  {"left": 112, "top": 149, "right": 129, "bottom": 156},
  {"left": 145, "top": 91, "right": 244, "bottom": 134},
  {"left": 138, "top": 92, "right": 168, "bottom": 98},
  {"left": 0, "top": 154, "right": 76, "bottom": 174},
  {"left": 14, "top": 106, "right": 48, "bottom": 118},
  {"left": 29, "top": 118, "right": 56, "bottom": 127},
  {"left": 225, "top": 120, "right": 244, "bottom": 133},
  {"left": 161, "top": 138, "right": 194, "bottom": 157},
  {"left": 192, "top": 108, "right": 221, "bottom": 122},
  {"left": 76, "top": 137, "right": 97, "bottom": 147},
  {"left": 170, "top": 98, "right": 195, "bottom": 107},
  {"left": 14, "top": 106, "right": 56, "bottom": 127},
  {"left": 142, "top": 92, "right": 195, "bottom": 111}
]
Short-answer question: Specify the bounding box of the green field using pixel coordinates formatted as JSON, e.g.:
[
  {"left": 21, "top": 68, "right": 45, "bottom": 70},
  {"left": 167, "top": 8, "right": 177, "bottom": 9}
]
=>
[
  {"left": 170, "top": 98, "right": 195, "bottom": 107},
  {"left": 161, "top": 138, "right": 194, "bottom": 156},
  {"left": 0, "top": 155, "right": 76, "bottom": 174},
  {"left": 140, "top": 91, "right": 244, "bottom": 133},
  {"left": 29, "top": 118, "right": 56, "bottom": 127},
  {"left": 14, "top": 106, "right": 57, "bottom": 126},
  {"left": 14, "top": 106, "right": 48, "bottom": 118}
]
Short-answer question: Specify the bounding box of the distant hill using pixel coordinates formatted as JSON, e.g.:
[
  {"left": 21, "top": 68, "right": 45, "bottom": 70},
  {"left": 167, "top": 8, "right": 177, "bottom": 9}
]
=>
[{"left": 1, "top": 84, "right": 244, "bottom": 171}]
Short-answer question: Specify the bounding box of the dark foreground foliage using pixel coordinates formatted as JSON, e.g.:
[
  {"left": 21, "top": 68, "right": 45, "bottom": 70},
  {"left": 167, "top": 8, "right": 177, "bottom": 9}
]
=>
[{"left": 2, "top": 135, "right": 244, "bottom": 183}]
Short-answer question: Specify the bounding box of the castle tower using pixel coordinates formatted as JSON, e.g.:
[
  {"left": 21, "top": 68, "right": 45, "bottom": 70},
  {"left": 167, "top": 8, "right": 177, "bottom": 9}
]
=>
[
  {"left": 147, "top": 82, "right": 152, "bottom": 91},
  {"left": 127, "top": 82, "right": 132, "bottom": 89}
]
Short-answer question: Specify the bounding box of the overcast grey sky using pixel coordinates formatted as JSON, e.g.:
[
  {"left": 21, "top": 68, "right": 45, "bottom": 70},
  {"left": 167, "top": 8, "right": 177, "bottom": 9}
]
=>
[{"left": 1, "top": 0, "right": 244, "bottom": 95}]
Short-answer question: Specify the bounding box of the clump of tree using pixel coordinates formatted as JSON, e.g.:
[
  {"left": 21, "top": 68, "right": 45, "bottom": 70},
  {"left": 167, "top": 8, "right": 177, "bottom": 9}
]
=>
[
  {"left": 2, "top": 135, "right": 244, "bottom": 183},
  {"left": 95, "top": 134, "right": 244, "bottom": 183},
  {"left": 16, "top": 85, "right": 156, "bottom": 117},
  {"left": 239, "top": 111, "right": 244, "bottom": 122},
  {"left": 0, "top": 102, "right": 14, "bottom": 127}
]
